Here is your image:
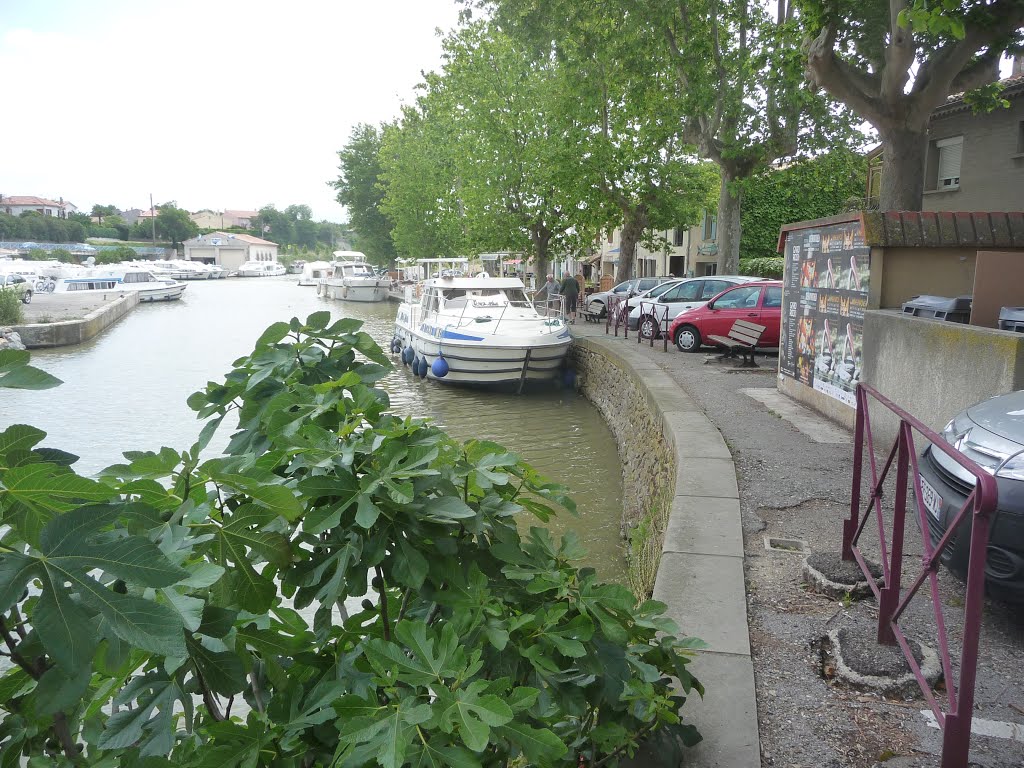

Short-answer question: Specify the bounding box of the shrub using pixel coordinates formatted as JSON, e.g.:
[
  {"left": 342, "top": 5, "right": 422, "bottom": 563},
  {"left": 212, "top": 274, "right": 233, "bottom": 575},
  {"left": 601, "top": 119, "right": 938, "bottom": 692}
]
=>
[
  {"left": 0, "top": 288, "right": 23, "bottom": 324},
  {"left": 739, "top": 257, "right": 784, "bottom": 279},
  {"left": 0, "top": 315, "right": 705, "bottom": 767}
]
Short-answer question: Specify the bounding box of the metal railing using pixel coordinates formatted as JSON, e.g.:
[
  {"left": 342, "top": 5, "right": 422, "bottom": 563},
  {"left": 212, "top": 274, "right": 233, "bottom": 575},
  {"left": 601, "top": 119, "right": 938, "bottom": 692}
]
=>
[
  {"left": 845, "top": 383, "right": 998, "bottom": 768},
  {"left": 636, "top": 300, "right": 671, "bottom": 352},
  {"left": 605, "top": 295, "right": 631, "bottom": 338}
]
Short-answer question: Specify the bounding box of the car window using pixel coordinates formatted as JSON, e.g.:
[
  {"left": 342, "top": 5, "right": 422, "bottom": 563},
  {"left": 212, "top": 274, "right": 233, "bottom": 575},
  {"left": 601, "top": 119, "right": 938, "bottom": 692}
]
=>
[
  {"left": 612, "top": 280, "right": 635, "bottom": 294},
  {"left": 711, "top": 285, "right": 762, "bottom": 309},
  {"left": 701, "top": 280, "right": 729, "bottom": 298},
  {"left": 645, "top": 281, "right": 678, "bottom": 299},
  {"left": 637, "top": 279, "right": 659, "bottom": 292},
  {"left": 763, "top": 286, "right": 783, "bottom": 308},
  {"left": 663, "top": 281, "right": 702, "bottom": 301}
]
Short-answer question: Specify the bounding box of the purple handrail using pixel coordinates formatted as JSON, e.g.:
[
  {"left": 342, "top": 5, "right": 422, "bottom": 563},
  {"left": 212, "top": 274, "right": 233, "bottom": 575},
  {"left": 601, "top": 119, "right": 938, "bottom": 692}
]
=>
[{"left": 844, "top": 383, "right": 998, "bottom": 768}]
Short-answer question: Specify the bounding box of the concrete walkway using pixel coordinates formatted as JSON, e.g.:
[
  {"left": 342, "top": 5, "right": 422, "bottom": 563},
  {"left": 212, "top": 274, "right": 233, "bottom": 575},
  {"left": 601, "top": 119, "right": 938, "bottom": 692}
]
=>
[{"left": 571, "top": 323, "right": 760, "bottom": 767}]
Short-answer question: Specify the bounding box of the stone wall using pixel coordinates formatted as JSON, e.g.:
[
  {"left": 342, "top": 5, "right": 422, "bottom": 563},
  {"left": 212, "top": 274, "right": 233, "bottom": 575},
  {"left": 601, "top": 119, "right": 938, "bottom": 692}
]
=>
[
  {"left": 13, "top": 293, "right": 138, "bottom": 348},
  {"left": 570, "top": 339, "right": 674, "bottom": 532}
]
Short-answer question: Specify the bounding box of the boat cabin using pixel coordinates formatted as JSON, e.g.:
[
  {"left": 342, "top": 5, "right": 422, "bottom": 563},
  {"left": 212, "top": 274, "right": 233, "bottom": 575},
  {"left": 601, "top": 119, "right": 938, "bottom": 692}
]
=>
[{"left": 332, "top": 262, "right": 377, "bottom": 279}]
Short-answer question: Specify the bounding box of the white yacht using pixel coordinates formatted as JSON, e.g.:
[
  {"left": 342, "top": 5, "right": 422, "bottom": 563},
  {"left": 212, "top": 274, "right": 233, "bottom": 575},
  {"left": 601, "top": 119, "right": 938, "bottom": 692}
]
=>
[
  {"left": 321, "top": 252, "right": 387, "bottom": 301},
  {"left": 298, "top": 260, "right": 333, "bottom": 286},
  {"left": 235, "top": 260, "right": 287, "bottom": 277},
  {"left": 55, "top": 265, "right": 186, "bottom": 302},
  {"left": 392, "top": 259, "right": 571, "bottom": 388}
]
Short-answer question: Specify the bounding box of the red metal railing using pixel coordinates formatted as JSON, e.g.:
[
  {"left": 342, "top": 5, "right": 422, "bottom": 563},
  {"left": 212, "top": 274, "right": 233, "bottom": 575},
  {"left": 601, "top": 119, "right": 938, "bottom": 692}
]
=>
[
  {"left": 845, "top": 383, "right": 998, "bottom": 768},
  {"left": 636, "top": 300, "right": 670, "bottom": 351},
  {"left": 605, "top": 295, "right": 630, "bottom": 338}
]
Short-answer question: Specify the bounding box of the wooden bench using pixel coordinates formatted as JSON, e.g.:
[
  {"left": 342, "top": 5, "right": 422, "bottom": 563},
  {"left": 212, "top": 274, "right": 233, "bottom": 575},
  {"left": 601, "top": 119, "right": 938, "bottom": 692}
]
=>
[{"left": 706, "top": 319, "right": 766, "bottom": 367}]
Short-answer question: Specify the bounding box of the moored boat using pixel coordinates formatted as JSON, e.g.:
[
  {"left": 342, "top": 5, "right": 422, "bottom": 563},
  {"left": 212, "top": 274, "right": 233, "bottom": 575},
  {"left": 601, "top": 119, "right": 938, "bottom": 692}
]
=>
[
  {"left": 55, "top": 265, "right": 186, "bottom": 302},
  {"left": 320, "top": 252, "right": 387, "bottom": 301},
  {"left": 235, "top": 260, "right": 287, "bottom": 277},
  {"left": 298, "top": 260, "right": 332, "bottom": 286},
  {"left": 392, "top": 259, "right": 570, "bottom": 388}
]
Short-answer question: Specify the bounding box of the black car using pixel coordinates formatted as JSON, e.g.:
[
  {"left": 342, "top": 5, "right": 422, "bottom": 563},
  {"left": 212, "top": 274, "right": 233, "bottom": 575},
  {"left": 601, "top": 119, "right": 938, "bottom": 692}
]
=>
[{"left": 917, "top": 390, "right": 1024, "bottom": 603}]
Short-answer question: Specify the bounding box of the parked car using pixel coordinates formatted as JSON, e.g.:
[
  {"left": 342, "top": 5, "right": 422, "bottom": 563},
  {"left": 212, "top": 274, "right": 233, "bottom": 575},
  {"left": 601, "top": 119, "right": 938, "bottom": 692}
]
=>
[
  {"left": 628, "top": 276, "right": 761, "bottom": 337},
  {"left": 668, "top": 280, "right": 783, "bottom": 352},
  {"left": 918, "top": 391, "right": 1024, "bottom": 603},
  {"left": 584, "top": 277, "right": 674, "bottom": 319},
  {"left": 1, "top": 273, "right": 33, "bottom": 304}
]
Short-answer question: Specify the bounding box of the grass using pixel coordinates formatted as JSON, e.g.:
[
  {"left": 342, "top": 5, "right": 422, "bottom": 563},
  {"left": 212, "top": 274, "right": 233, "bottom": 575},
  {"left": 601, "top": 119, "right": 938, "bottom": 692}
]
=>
[
  {"left": 0, "top": 289, "right": 23, "bottom": 325},
  {"left": 626, "top": 487, "right": 672, "bottom": 599}
]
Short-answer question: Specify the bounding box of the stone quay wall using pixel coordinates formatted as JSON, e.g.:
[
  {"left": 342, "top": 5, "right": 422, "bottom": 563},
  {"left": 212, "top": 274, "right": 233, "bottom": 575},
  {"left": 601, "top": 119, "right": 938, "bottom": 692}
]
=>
[{"left": 13, "top": 293, "right": 138, "bottom": 348}]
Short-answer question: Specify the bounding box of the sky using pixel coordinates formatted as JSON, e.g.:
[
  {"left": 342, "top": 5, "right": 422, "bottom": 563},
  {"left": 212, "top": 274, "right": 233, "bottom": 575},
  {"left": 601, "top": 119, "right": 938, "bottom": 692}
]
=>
[{"left": 0, "top": 0, "right": 465, "bottom": 222}]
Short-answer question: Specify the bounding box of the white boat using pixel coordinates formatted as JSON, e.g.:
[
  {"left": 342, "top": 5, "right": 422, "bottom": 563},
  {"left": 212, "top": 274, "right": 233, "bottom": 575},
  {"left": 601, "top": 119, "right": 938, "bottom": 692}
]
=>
[
  {"left": 55, "top": 265, "right": 186, "bottom": 302},
  {"left": 235, "top": 260, "right": 287, "bottom": 277},
  {"left": 298, "top": 260, "right": 333, "bottom": 286},
  {"left": 320, "top": 254, "right": 388, "bottom": 302},
  {"left": 392, "top": 260, "right": 571, "bottom": 388}
]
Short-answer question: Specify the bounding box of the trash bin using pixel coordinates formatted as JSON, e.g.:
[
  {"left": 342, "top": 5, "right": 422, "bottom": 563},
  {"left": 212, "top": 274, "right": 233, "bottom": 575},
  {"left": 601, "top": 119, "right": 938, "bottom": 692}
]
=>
[
  {"left": 900, "top": 295, "right": 972, "bottom": 323},
  {"left": 998, "top": 307, "right": 1024, "bottom": 333}
]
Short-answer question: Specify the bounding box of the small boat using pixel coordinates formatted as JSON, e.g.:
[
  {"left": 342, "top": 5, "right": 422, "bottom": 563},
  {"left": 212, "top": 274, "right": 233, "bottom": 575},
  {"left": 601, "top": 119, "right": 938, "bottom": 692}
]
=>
[
  {"left": 392, "top": 259, "right": 571, "bottom": 388},
  {"left": 235, "top": 260, "right": 287, "bottom": 277},
  {"left": 55, "top": 265, "right": 186, "bottom": 302},
  {"left": 288, "top": 260, "right": 306, "bottom": 275},
  {"left": 297, "top": 260, "right": 333, "bottom": 286},
  {"left": 320, "top": 252, "right": 387, "bottom": 301}
]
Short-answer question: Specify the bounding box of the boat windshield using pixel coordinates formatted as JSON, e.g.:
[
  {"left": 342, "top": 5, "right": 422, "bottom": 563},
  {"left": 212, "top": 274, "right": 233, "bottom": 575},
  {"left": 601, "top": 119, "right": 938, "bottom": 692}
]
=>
[
  {"left": 441, "top": 287, "right": 531, "bottom": 308},
  {"left": 344, "top": 264, "right": 375, "bottom": 277}
]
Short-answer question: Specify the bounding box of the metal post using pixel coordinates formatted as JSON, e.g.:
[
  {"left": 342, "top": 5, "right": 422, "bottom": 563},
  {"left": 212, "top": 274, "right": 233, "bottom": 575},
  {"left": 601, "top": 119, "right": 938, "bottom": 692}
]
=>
[
  {"left": 877, "top": 421, "right": 911, "bottom": 646},
  {"left": 844, "top": 385, "right": 866, "bottom": 560}
]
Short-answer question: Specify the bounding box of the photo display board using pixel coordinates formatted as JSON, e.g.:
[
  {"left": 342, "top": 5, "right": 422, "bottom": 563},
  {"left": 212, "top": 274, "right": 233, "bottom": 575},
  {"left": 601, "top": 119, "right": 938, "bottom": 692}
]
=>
[{"left": 779, "top": 220, "right": 869, "bottom": 408}]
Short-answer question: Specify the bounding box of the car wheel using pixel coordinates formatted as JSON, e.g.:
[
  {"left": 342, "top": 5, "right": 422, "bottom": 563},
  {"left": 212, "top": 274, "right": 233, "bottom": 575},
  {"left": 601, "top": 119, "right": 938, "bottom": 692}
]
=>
[
  {"left": 674, "top": 324, "right": 701, "bottom": 352},
  {"left": 639, "top": 314, "right": 659, "bottom": 339},
  {"left": 22, "top": 291, "right": 32, "bottom": 305}
]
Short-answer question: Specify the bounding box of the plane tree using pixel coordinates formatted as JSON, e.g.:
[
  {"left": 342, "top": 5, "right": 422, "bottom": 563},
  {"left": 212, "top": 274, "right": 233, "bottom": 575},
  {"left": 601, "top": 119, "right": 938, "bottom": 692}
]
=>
[{"left": 331, "top": 123, "right": 398, "bottom": 264}]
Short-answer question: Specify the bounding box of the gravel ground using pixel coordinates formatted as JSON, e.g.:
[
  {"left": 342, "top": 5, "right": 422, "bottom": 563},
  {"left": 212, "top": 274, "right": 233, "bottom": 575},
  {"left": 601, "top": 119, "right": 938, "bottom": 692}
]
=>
[
  {"left": 20, "top": 291, "right": 125, "bottom": 323},
  {"left": 575, "top": 325, "right": 1024, "bottom": 768}
]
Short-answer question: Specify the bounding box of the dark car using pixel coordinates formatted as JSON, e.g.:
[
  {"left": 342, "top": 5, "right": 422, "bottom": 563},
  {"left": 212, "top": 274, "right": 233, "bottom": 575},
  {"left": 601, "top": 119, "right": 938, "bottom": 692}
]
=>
[{"left": 918, "top": 390, "right": 1024, "bottom": 602}]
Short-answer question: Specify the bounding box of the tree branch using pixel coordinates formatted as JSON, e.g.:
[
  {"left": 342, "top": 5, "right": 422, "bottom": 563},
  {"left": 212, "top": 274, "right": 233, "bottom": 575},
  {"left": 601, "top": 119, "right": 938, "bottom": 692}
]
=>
[
  {"left": 881, "top": 0, "right": 916, "bottom": 100},
  {"left": 805, "top": 23, "right": 886, "bottom": 127}
]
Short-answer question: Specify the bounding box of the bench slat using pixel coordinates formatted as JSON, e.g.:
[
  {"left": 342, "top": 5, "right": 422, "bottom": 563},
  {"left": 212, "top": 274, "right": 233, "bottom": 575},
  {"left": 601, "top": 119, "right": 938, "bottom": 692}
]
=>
[{"left": 733, "top": 320, "right": 766, "bottom": 333}]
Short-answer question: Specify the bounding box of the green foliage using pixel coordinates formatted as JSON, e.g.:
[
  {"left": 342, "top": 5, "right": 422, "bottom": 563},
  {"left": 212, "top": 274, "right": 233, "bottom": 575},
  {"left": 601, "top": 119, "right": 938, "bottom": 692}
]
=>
[
  {"left": 738, "top": 150, "right": 867, "bottom": 261},
  {"left": 738, "top": 258, "right": 785, "bottom": 279},
  {"left": 155, "top": 203, "right": 200, "bottom": 248},
  {"left": 0, "top": 315, "right": 704, "bottom": 766},
  {"left": 332, "top": 124, "right": 398, "bottom": 265},
  {"left": 95, "top": 245, "right": 142, "bottom": 264},
  {"left": 0, "top": 289, "right": 24, "bottom": 325}
]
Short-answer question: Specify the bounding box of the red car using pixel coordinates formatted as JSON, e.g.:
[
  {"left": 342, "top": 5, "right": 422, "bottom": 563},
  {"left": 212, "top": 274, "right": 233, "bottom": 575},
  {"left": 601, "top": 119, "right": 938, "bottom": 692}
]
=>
[{"left": 668, "top": 280, "right": 783, "bottom": 352}]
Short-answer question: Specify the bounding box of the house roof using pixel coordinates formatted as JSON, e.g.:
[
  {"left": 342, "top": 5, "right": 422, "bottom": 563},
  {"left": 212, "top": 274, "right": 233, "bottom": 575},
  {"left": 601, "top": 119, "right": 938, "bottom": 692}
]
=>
[
  {"left": 777, "top": 211, "right": 1024, "bottom": 251},
  {"left": 230, "top": 232, "right": 276, "bottom": 245},
  {"left": 933, "top": 72, "right": 1024, "bottom": 119},
  {"left": 224, "top": 209, "right": 258, "bottom": 218},
  {"left": 1, "top": 195, "right": 68, "bottom": 207},
  {"left": 188, "top": 231, "right": 276, "bottom": 246}
]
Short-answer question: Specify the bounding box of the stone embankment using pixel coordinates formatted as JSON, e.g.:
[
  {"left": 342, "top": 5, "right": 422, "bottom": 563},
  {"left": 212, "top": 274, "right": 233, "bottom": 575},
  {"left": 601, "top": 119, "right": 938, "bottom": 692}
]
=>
[
  {"left": 570, "top": 329, "right": 759, "bottom": 768},
  {"left": 11, "top": 292, "right": 138, "bottom": 348}
]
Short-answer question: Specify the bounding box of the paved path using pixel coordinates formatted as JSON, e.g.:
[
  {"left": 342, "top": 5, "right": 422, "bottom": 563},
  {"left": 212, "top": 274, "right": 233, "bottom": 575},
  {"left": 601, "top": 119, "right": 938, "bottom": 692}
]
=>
[
  {"left": 570, "top": 321, "right": 1024, "bottom": 768},
  {"left": 22, "top": 291, "right": 126, "bottom": 323}
]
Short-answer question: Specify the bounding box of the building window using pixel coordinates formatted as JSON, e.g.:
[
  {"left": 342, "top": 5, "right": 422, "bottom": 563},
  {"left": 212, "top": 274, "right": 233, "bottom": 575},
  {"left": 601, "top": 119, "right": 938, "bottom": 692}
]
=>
[
  {"left": 702, "top": 211, "right": 717, "bottom": 242},
  {"left": 700, "top": 262, "right": 718, "bottom": 276},
  {"left": 935, "top": 136, "right": 963, "bottom": 189},
  {"left": 672, "top": 228, "right": 684, "bottom": 247}
]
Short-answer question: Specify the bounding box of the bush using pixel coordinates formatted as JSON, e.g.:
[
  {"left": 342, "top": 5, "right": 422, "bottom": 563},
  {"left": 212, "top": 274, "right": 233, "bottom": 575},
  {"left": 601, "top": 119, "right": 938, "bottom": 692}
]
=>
[
  {"left": 739, "top": 257, "right": 784, "bottom": 279},
  {"left": 95, "top": 245, "right": 141, "bottom": 264},
  {"left": 0, "top": 315, "right": 705, "bottom": 767},
  {"left": 0, "top": 289, "right": 23, "bottom": 324}
]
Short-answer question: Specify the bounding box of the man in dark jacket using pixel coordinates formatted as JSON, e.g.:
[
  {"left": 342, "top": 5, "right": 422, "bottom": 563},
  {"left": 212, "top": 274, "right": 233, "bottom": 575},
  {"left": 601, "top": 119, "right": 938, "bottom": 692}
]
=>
[{"left": 560, "top": 272, "right": 579, "bottom": 324}]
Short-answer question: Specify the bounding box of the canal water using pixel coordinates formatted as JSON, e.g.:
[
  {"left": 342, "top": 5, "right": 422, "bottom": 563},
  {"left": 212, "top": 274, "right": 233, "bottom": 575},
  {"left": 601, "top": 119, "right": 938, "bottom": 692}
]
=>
[{"left": 0, "top": 277, "right": 625, "bottom": 578}]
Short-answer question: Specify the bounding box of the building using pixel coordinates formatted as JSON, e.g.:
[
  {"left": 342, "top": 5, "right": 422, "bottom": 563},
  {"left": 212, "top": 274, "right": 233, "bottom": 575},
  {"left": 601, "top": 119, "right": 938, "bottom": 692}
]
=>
[
  {"left": 189, "top": 209, "right": 259, "bottom": 230},
  {"left": 865, "top": 62, "right": 1024, "bottom": 211},
  {"left": 183, "top": 231, "right": 279, "bottom": 271},
  {"left": 595, "top": 210, "right": 719, "bottom": 281},
  {"left": 0, "top": 195, "right": 78, "bottom": 219}
]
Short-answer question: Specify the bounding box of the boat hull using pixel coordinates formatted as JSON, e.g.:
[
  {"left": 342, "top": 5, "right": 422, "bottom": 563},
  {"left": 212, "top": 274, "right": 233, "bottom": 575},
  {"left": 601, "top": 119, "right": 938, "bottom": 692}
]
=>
[
  {"left": 393, "top": 310, "right": 571, "bottom": 386},
  {"left": 138, "top": 283, "right": 187, "bottom": 301},
  {"left": 323, "top": 280, "right": 387, "bottom": 302}
]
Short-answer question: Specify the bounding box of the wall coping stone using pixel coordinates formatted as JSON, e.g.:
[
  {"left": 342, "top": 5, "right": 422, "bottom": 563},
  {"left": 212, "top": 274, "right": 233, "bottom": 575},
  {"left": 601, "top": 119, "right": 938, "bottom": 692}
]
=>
[{"left": 571, "top": 335, "right": 760, "bottom": 767}]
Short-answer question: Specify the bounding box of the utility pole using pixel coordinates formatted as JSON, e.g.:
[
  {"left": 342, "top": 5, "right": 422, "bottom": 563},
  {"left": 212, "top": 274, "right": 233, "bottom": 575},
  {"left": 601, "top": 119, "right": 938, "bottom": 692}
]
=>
[{"left": 150, "top": 193, "right": 157, "bottom": 247}]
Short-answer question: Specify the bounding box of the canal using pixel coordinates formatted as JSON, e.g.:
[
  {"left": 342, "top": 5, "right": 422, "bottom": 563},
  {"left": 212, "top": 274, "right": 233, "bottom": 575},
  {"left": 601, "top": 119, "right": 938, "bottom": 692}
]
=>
[{"left": 0, "top": 277, "right": 626, "bottom": 578}]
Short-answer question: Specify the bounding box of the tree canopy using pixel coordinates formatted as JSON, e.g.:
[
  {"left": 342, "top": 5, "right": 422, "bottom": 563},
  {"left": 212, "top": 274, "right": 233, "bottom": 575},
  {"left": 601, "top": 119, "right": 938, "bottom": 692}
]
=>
[
  {"left": 155, "top": 202, "right": 200, "bottom": 248},
  {"left": 331, "top": 124, "right": 399, "bottom": 265}
]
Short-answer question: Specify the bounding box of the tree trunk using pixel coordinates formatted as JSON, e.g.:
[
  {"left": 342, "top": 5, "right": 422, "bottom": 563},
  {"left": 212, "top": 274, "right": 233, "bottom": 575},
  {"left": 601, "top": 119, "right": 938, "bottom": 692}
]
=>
[
  {"left": 614, "top": 207, "right": 648, "bottom": 284},
  {"left": 715, "top": 172, "right": 742, "bottom": 275},
  {"left": 531, "top": 229, "right": 550, "bottom": 288},
  {"left": 878, "top": 127, "right": 928, "bottom": 211}
]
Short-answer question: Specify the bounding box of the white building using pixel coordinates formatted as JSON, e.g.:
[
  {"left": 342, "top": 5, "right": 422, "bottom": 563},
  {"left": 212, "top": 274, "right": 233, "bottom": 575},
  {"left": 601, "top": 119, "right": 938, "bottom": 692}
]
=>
[
  {"left": 183, "top": 232, "right": 279, "bottom": 272},
  {"left": 595, "top": 211, "right": 720, "bottom": 281},
  {"left": 0, "top": 195, "right": 78, "bottom": 219}
]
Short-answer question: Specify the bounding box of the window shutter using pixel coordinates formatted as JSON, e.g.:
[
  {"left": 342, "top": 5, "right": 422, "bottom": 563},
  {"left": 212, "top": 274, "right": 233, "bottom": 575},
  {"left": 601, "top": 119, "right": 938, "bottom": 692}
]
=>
[{"left": 937, "top": 137, "right": 963, "bottom": 187}]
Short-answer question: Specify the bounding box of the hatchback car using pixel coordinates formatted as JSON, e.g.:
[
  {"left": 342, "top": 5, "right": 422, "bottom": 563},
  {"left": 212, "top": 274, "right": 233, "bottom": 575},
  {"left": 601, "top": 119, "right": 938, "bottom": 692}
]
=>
[
  {"left": 1, "top": 273, "right": 33, "bottom": 304},
  {"left": 668, "top": 280, "right": 783, "bottom": 352},
  {"left": 918, "top": 391, "right": 1024, "bottom": 602},
  {"left": 628, "top": 276, "right": 760, "bottom": 337},
  {"left": 584, "top": 277, "right": 673, "bottom": 319}
]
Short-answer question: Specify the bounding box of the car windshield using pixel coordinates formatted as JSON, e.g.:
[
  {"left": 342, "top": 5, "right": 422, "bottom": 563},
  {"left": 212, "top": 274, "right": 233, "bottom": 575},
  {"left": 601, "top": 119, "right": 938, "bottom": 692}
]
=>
[
  {"left": 612, "top": 281, "right": 634, "bottom": 293},
  {"left": 643, "top": 281, "right": 678, "bottom": 298}
]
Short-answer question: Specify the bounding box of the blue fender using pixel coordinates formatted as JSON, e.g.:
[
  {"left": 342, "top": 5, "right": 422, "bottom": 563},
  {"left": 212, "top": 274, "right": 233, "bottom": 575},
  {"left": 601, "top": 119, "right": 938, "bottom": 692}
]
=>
[{"left": 431, "top": 356, "right": 449, "bottom": 378}]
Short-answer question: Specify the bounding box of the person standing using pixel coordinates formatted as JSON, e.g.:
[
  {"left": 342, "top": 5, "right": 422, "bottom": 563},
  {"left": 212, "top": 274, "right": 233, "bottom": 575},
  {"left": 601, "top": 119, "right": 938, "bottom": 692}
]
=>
[
  {"left": 560, "top": 272, "right": 580, "bottom": 324},
  {"left": 537, "top": 273, "right": 559, "bottom": 302}
]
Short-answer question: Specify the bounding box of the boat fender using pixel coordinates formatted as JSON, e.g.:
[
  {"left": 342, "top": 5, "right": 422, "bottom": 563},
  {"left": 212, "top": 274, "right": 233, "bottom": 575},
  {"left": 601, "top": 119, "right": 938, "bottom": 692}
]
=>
[
  {"left": 412, "top": 355, "right": 420, "bottom": 373},
  {"left": 418, "top": 357, "right": 428, "bottom": 378},
  {"left": 403, "top": 347, "right": 415, "bottom": 365},
  {"left": 342, "top": 285, "right": 349, "bottom": 299},
  {"left": 431, "top": 356, "right": 449, "bottom": 378}
]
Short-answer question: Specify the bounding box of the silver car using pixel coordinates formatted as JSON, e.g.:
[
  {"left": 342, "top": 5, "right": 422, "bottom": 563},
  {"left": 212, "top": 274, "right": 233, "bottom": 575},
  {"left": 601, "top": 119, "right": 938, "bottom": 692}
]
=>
[
  {"left": 918, "top": 390, "right": 1024, "bottom": 603},
  {"left": 627, "top": 276, "right": 760, "bottom": 338},
  {"left": 584, "top": 277, "right": 673, "bottom": 319}
]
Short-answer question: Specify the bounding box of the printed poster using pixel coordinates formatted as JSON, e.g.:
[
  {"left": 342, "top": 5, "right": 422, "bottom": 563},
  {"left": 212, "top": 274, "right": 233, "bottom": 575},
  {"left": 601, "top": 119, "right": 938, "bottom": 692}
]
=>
[{"left": 778, "top": 220, "right": 869, "bottom": 408}]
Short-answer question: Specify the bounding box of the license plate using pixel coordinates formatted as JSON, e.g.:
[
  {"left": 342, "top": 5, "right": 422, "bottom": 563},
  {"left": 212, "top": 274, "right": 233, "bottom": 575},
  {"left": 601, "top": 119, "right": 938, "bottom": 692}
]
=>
[{"left": 919, "top": 476, "right": 943, "bottom": 520}]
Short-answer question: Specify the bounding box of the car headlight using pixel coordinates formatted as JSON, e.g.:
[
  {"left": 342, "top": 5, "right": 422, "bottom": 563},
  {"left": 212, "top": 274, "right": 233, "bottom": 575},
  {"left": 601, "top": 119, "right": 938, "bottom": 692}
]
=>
[
  {"left": 996, "top": 451, "right": 1024, "bottom": 481},
  {"left": 941, "top": 413, "right": 973, "bottom": 447}
]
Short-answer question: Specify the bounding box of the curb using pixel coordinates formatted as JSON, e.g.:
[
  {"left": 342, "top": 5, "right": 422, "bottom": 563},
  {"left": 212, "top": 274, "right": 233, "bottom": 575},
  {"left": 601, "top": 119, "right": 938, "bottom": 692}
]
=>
[{"left": 572, "top": 335, "right": 760, "bottom": 767}]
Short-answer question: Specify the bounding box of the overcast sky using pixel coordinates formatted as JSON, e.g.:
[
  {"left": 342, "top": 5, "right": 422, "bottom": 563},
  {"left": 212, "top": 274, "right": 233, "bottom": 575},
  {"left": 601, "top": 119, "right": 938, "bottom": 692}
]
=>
[{"left": 0, "top": 0, "right": 464, "bottom": 222}]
